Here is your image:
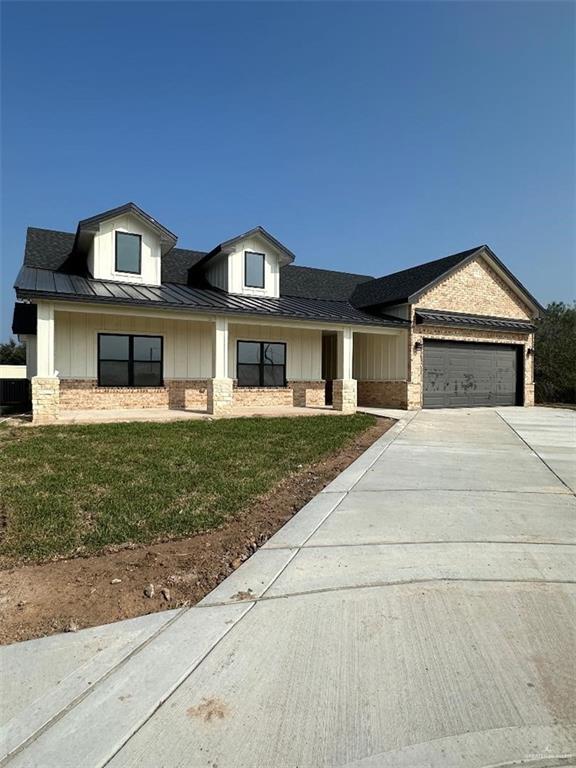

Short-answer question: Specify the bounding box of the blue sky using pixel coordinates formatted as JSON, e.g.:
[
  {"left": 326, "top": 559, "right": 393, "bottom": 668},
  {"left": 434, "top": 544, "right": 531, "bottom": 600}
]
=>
[{"left": 1, "top": 1, "right": 574, "bottom": 338}]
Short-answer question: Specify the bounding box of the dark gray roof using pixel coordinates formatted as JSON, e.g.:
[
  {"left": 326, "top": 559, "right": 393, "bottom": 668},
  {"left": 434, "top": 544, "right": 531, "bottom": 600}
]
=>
[
  {"left": 280, "top": 265, "right": 373, "bottom": 301},
  {"left": 14, "top": 267, "right": 408, "bottom": 329},
  {"left": 24, "top": 228, "right": 75, "bottom": 270},
  {"left": 351, "top": 247, "right": 483, "bottom": 309},
  {"left": 415, "top": 309, "right": 535, "bottom": 332},
  {"left": 161, "top": 248, "right": 207, "bottom": 283}
]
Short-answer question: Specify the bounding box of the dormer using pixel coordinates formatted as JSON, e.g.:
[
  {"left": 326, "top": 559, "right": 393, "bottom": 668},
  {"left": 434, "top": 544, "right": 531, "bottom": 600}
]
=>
[
  {"left": 197, "top": 227, "right": 295, "bottom": 298},
  {"left": 71, "top": 203, "right": 177, "bottom": 286}
]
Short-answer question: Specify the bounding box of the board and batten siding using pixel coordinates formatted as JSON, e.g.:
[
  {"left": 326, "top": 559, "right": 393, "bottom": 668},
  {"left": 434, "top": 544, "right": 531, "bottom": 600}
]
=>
[
  {"left": 228, "top": 323, "right": 322, "bottom": 381},
  {"left": 353, "top": 332, "right": 408, "bottom": 380},
  {"left": 54, "top": 311, "right": 213, "bottom": 380}
]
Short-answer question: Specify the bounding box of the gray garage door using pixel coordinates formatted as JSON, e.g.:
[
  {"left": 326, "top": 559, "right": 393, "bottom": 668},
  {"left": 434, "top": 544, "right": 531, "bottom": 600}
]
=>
[{"left": 423, "top": 341, "right": 519, "bottom": 408}]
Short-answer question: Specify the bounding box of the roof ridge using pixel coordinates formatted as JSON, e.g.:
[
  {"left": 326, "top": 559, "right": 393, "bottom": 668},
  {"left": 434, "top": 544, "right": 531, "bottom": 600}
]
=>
[
  {"left": 369, "top": 246, "right": 485, "bottom": 284},
  {"left": 283, "top": 264, "right": 373, "bottom": 279}
]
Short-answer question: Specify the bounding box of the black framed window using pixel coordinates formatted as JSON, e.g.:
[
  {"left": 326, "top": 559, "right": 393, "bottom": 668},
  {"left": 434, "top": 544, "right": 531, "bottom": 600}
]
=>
[
  {"left": 115, "top": 232, "right": 142, "bottom": 274},
  {"left": 98, "top": 334, "right": 163, "bottom": 387},
  {"left": 237, "top": 341, "right": 286, "bottom": 387},
  {"left": 244, "top": 251, "right": 265, "bottom": 288}
]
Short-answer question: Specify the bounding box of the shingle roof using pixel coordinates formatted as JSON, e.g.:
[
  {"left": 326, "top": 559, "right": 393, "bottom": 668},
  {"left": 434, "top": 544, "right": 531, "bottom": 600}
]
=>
[
  {"left": 14, "top": 267, "right": 408, "bottom": 329},
  {"left": 24, "top": 228, "right": 75, "bottom": 270},
  {"left": 351, "top": 247, "right": 483, "bottom": 309},
  {"left": 161, "top": 248, "right": 207, "bottom": 284},
  {"left": 280, "top": 265, "right": 373, "bottom": 301}
]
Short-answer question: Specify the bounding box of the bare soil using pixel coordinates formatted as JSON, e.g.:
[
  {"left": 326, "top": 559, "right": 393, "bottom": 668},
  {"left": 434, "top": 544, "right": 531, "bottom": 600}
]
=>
[{"left": 0, "top": 417, "right": 392, "bottom": 645}]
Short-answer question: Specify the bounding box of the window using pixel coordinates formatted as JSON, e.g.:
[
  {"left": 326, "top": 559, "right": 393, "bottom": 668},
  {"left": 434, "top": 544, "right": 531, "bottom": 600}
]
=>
[
  {"left": 115, "top": 232, "right": 142, "bottom": 274},
  {"left": 244, "top": 251, "right": 265, "bottom": 288},
  {"left": 237, "top": 341, "right": 286, "bottom": 387},
  {"left": 98, "top": 334, "right": 163, "bottom": 387}
]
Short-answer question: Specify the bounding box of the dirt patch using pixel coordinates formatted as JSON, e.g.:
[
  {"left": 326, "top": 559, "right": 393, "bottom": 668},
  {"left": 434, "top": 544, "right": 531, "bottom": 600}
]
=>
[{"left": 0, "top": 417, "right": 392, "bottom": 645}]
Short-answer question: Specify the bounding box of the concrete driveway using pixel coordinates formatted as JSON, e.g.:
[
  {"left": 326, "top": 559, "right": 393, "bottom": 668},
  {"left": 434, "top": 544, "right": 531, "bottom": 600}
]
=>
[{"left": 2, "top": 407, "right": 575, "bottom": 767}]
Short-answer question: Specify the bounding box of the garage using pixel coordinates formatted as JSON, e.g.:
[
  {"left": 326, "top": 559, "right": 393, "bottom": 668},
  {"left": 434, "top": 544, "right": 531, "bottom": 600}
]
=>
[{"left": 423, "top": 340, "right": 521, "bottom": 408}]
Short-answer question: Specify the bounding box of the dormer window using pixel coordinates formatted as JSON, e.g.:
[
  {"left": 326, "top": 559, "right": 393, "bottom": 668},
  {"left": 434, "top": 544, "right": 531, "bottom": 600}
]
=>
[
  {"left": 115, "top": 232, "right": 142, "bottom": 274},
  {"left": 244, "top": 251, "right": 265, "bottom": 289}
]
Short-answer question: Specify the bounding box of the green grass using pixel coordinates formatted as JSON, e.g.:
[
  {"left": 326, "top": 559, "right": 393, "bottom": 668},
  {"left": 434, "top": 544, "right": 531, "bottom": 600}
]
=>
[{"left": 0, "top": 414, "right": 374, "bottom": 563}]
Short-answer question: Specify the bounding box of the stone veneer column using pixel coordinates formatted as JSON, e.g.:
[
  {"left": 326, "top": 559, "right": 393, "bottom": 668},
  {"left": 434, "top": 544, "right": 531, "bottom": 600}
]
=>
[
  {"left": 334, "top": 327, "right": 356, "bottom": 412},
  {"left": 333, "top": 379, "right": 357, "bottom": 413},
  {"left": 207, "top": 378, "right": 233, "bottom": 416},
  {"left": 208, "top": 317, "right": 233, "bottom": 416},
  {"left": 31, "top": 376, "right": 60, "bottom": 424}
]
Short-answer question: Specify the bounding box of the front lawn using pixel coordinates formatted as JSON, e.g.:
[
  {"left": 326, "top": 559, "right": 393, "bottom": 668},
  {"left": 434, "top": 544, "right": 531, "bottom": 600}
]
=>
[{"left": 0, "top": 414, "right": 374, "bottom": 563}]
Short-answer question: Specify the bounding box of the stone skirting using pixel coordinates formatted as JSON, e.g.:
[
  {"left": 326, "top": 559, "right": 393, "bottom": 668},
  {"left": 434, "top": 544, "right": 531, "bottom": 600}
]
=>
[
  {"left": 333, "top": 379, "right": 357, "bottom": 413},
  {"left": 32, "top": 377, "right": 60, "bottom": 424},
  {"left": 59, "top": 379, "right": 209, "bottom": 411}
]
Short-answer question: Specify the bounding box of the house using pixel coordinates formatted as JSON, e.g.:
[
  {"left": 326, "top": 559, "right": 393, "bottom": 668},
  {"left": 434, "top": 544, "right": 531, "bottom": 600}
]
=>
[{"left": 12, "top": 203, "right": 543, "bottom": 424}]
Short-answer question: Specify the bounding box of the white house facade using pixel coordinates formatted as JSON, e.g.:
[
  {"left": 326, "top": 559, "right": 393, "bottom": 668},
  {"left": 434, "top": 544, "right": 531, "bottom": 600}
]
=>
[{"left": 12, "top": 203, "right": 542, "bottom": 423}]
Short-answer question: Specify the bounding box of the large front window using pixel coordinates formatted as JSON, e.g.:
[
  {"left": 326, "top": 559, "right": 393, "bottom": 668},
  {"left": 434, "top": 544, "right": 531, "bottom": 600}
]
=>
[
  {"left": 115, "top": 232, "right": 142, "bottom": 274},
  {"left": 237, "top": 341, "right": 286, "bottom": 387},
  {"left": 98, "top": 334, "right": 163, "bottom": 387}
]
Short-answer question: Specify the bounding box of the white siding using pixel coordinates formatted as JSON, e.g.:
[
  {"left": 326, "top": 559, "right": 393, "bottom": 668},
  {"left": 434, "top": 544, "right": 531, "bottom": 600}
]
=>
[
  {"left": 54, "top": 311, "right": 213, "bottom": 380},
  {"left": 205, "top": 254, "right": 229, "bottom": 291},
  {"left": 353, "top": 332, "right": 408, "bottom": 380},
  {"left": 229, "top": 323, "right": 322, "bottom": 381},
  {"left": 226, "top": 235, "right": 282, "bottom": 298},
  {"left": 89, "top": 215, "right": 162, "bottom": 286}
]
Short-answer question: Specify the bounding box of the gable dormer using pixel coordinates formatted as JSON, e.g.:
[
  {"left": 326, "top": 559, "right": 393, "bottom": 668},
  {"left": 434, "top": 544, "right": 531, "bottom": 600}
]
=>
[
  {"left": 198, "top": 227, "right": 295, "bottom": 298},
  {"left": 74, "top": 203, "right": 177, "bottom": 286}
]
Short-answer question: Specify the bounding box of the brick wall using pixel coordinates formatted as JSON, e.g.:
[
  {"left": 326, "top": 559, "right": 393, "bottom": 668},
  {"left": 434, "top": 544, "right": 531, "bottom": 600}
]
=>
[
  {"left": 291, "top": 381, "right": 325, "bottom": 407},
  {"left": 59, "top": 379, "right": 208, "bottom": 410},
  {"left": 417, "top": 257, "right": 533, "bottom": 319},
  {"left": 357, "top": 380, "right": 408, "bottom": 409},
  {"left": 232, "top": 381, "right": 325, "bottom": 407}
]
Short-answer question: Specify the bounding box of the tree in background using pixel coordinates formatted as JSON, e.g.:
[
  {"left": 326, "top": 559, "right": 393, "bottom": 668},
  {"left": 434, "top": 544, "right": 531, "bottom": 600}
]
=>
[
  {"left": 0, "top": 338, "right": 26, "bottom": 365},
  {"left": 535, "top": 302, "right": 576, "bottom": 404}
]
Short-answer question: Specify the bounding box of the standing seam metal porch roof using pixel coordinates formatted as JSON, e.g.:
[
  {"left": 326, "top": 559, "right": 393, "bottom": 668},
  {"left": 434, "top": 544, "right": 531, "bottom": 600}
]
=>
[{"left": 14, "top": 267, "right": 409, "bottom": 329}]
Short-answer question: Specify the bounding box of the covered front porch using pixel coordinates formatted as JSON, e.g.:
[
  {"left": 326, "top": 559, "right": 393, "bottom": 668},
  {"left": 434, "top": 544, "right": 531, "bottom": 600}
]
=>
[{"left": 29, "top": 302, "right": 410, "bottom": 423}]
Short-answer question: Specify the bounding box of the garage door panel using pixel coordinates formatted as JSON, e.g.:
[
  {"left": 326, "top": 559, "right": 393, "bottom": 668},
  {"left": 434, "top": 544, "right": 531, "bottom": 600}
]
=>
[{"left": 423, "top": 341, "right": 518, "bottom": 408}]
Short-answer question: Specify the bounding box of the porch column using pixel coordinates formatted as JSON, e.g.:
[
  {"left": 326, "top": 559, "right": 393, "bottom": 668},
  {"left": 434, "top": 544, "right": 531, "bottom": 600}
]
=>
[
  {"left": 32, "top": 302, "right": 60, "bottom": 423},
  {"left": 334, "top": 327, "right": 356, "bottom": 413},
  {"left": 207, "top": 317, "right": 233, "bottom": 416}
]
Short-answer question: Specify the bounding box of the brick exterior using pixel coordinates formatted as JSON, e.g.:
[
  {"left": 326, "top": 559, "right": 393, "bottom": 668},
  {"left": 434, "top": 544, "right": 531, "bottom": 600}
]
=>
[
  {"left": 406, "top": 255, "right": 537, "bottom": 408},
  {"left": 233, "top": 386, "right": 294, "bottom": 407},
  {"left": 31, "top": 377, "right": 60, "bottom": 424},
  {"left": 290, "top": 381, "right": 325, "bottom": 407},
  {"left": 357, "top": 380, "right": 408, "bottom": 409},
  {"left": 417, "top": 257, "right": 533, "bottom": 319},
  {"left": 333, "top": 379, "right": 357, "bottom": 413},
  {"left": 232, "top": 381, "right": 325, "bottom": 408},
  {"left": 59, "top": 379, "right": 208, "bottom": 410}
]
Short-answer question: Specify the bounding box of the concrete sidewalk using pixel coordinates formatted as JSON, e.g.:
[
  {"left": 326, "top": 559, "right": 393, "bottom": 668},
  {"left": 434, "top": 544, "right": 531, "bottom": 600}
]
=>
[{"left": 1, "top": 407, "right": 575, "bottom": 767}]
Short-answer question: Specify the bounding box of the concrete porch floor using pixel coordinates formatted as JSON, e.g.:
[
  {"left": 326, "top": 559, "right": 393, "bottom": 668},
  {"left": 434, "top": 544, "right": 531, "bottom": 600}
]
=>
[{"left": 53, "top": 404, "right": 350, "bottom": 424}]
